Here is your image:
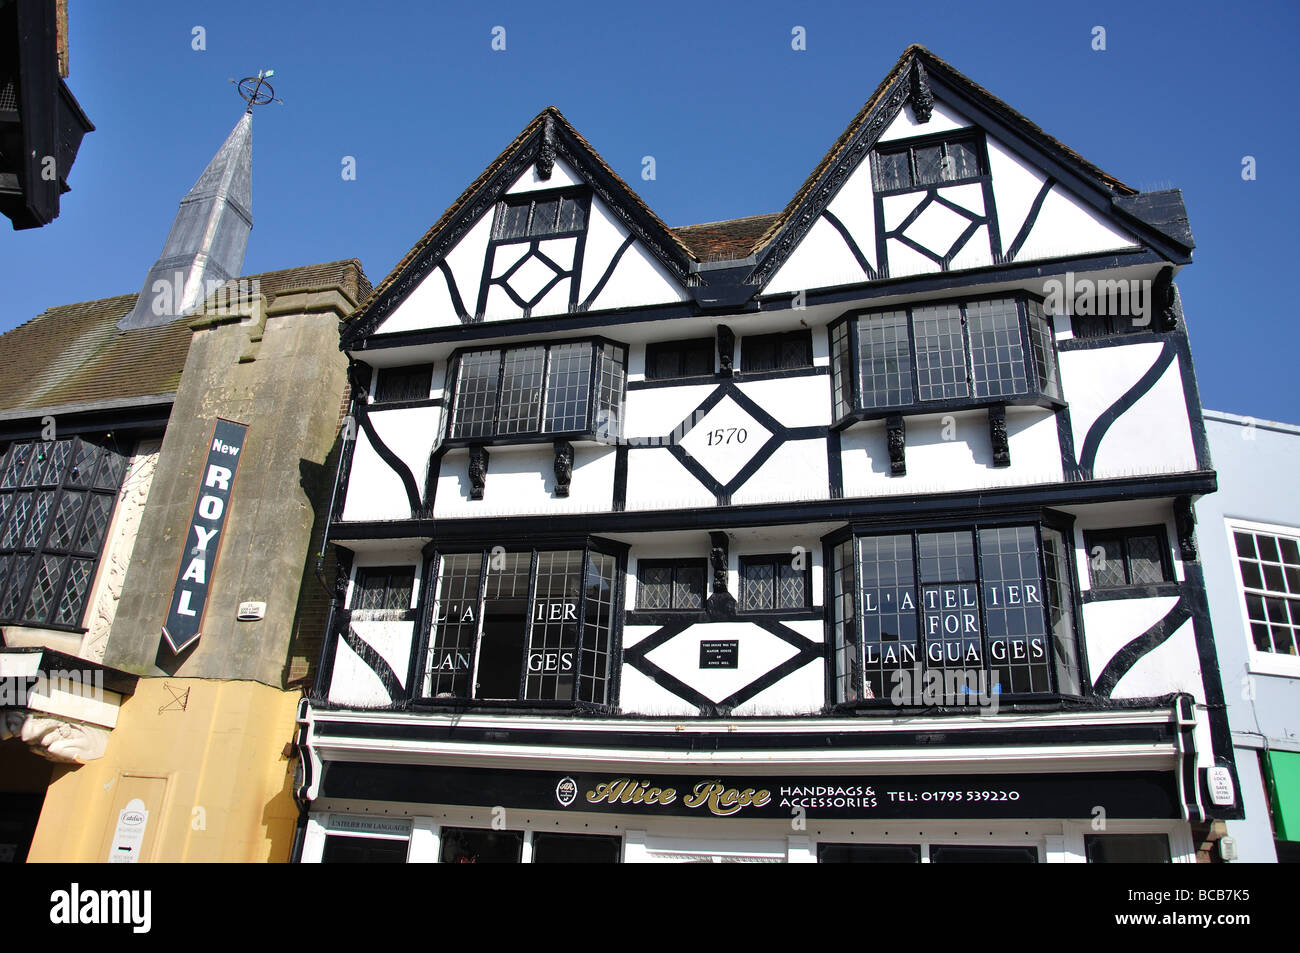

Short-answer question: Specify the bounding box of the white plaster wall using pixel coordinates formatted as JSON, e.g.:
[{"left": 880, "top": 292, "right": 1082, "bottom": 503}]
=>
[
  {"left": 764, "top": 215, "right": 872, "bottom": 295},
  {"left": 730, "top": 439, "right": 828, "bottom": 506},
  {"left": 341, "top": 428, "right": 414, "bottom": 522},
  {"left": 1016, "top": 185, "right": 1138, "bottom": 261},
  {"left": 1111, "top": 618, "right": 1202, "bottom": 700},
  {"left": 735, "top": 376, "right": 832, "bottom": 428},
  {"left": 623, "top": 384, "right": 715, "bottom": 437},
  {"left": 329, "top": 637, "right": 391, "bottom": 707},
  {"left": 877, "top": 100, "right": 973, "bottom": 142},
  {"left": 433, "top": 444, "right": 616, "bottom": 517},
  {"left": 839, "top": 408, "right": 1063, "bottom": 498},
  {"left": 367, "top": 406, "right": 440, "bottom": 489},
  {"left": 1080, "top": 595, "right": 1180, "bottom": 686},
  {"left": 623, "top": 447, "right": 716, "bottom": 511},
  {"left": 348, "top": 619, "right": 415, "bottom": 691},
  {"left": 731, "top": 659, "right": 825, "bottom": 716},
  {"left": 884, "top": 237, "right": 940, "bottom": 278},
  {"left": 617, "top": 664, "right": 699, "bottom": 716},
  {"left": 881, "top": 192, "right": 925, "bottom": 232},
  {"left": 986, "top": 135, "right": 1047, "bottom": 255},
  {"left": 507, "top": 156, "right": 582, "bottom": 193},
  {"left": 643, "top": 622, "right": 798, "bottom": 705},
  {"left": 374, "top": 213, "right": 493, "bottom": 334}
]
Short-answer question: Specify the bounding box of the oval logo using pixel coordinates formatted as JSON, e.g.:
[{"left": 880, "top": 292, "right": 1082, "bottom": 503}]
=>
[
  {"left": 122, "top": 812, "right": 145, "bottom": 826},
  {"left": 555, "top": 777, "right": 577, "bottom": 807}
]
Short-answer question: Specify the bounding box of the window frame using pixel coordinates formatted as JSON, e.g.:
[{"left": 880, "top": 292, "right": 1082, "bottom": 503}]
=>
[
  {"left": 1226, "top": 517, "right": 1300, "bottom": 677},
  {"left": 444, "top": 337, "right": 627, "bottom": 447},
  {"left": 644, "top": 338, "right": 716, "bottom": 382},
  {"left": 371, "top": 364, "right": 434, "bottom": 405},
  {"left": 491, "top": 189, "right": 590, "bottom": 242},
  {"left": 350, "top": 565, "right": 416, "bottom": 614},
  {"left": 1082, "top": 525, "right": 1175, "bottom": 592},
  {"left": 740, "top": 329, "right": 813, "bottom": 374},
  {"left": 870, "top": 131, "right": 988, "bottom": 196},
  {"left": 416, "top": 538, "right": 627, "bottom": 710},
  {"left": 0, "top": 434, "right": 132, "bottom": 633},
  {"left": 828, "top": 292, "right": 1063, "bottom": 425},
  {"left": 635, "top": 558, "right": 707, "bottom": 611},
  {"left": 825, "top": 510, "right": 1085, "bottom": 708},
  {"left": 738, "top": 553, "right": 812, "bottom": 614}
]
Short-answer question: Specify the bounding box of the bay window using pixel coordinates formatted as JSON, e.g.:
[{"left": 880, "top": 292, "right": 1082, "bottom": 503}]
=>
[
  {"left": 830, "top": 519, "right": 1081, "bottom": 704},
  {"left": 829, "top": 295, "right": 1061, "bottom": 421},
  {"left": 447, "top": 339, "right": 625, "bottom": 443},
  {"left": 422, "top": 541, "right": 622, "bottom": 706}
]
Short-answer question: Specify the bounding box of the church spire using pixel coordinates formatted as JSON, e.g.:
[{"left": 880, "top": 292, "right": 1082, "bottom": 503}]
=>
[{"left": 117, "top": 109, "right": 253, "bottom": 330}]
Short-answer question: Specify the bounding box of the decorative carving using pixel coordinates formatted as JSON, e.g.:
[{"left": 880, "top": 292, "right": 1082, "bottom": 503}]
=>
[
  {"left": 1, "top": 711, "right": 109, "bottom": 763},
  {"left": 887, "top": 414, "right": 906, "bottom": 476},
  {"left": 910, "top": 61, "right": 934, "bottom": 122},
  {"left": 709, "top": 531, "right": 729, "bottom": 594},
  {"left": 989, "top": 405, "right": 1010, "bottom": 468},
  {"left": 468, "top": 446, "right": 489, "bottom": 501},
  {"left": 334, "top": 548, "right": 355, "bottom": 607},
  {"left": 553, "top": 440, "right": 574, "bottom": 497},
  {"left": 717, "top": 325, "right": 734, "bottom": 377},
  {"left": 1153, "top": 265, "right": 1178, "bottom": 332},
  {"left": 537, "top": 114, "right": 556, "bottom": 180},
  {"left": 346, "top": 359, "right": 372, "bottom": 402},
  {"left": 1176, "top": 496, "right": 1198, "bottom": 562}
]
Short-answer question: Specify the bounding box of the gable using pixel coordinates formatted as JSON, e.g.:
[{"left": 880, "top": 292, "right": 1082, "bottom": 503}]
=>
[{"left": 348, "top": 111, "right": 696, "bottom": 345}]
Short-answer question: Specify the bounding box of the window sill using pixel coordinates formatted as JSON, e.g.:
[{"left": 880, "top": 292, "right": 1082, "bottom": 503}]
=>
[
  {"left": 1247, "top": 650, "right": 1300, "bottom": 679},
  {"left": 833, "top": 393, "right": 1064, "bottom": 429},
  {"left": 1081, "top": 583, "right": 1181, "bottom": 603}
]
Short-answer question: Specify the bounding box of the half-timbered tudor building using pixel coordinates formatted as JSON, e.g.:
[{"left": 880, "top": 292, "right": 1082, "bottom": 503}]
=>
[{"left": 298, "top": 46, "right": 1238, "bottom": 864}]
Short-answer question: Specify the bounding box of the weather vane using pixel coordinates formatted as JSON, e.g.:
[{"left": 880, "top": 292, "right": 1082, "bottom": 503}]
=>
[{"left": 228, "top": 69, "right": 283, "bottom": 114}]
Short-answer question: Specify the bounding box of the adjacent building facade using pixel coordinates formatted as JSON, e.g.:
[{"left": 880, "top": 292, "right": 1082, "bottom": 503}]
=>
[
  {"left": 297, "top": 47, "right": 1240, "bottom": 863},
  {"left": 1198, "top": 411, "right": 1300, "bottom": 862}
]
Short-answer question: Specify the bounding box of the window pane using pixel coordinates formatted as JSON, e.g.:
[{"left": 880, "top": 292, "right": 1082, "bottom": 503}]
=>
[
  {"left": 1085, "top": 834, "right": 1171, "bottom": 863},
  {"left": 858, "top": 534, "right": 918, "bottom": 702},
  {"left": 1027, "top": 300, "right": 1061, "bottom": 398},
  {"left": 818, "top": 843, "right": 921, "bottom": 863},
  {"left": 374, "top": 364, "right": 433, "bottom": 403},
  {"left": 439, "top": 827, "right": 523, "bottom": 863},
  {"left": 682, "top": 340, "right": 714, "bottom": 377},
  {"left": 830, "top": 321, "right": 853, "bottom": 419},
  {"left": 1127, "top": 535, "right": 1166, "bottom": 585},
  {"left": 1088, "top": 537, "right": 1126, "bottom": 588},
  {"left": 777, "top": 560, "right": 806, "bottom": 609},
  {"left": 25, "top": 554, "right": 64, "bottom": 625},
  {"left": 873, "top": 150, "right": 911, "bottom": 191},
  {"left": 450, "top": 350, "right": 501, "bottom": 439},
  {"left": 595, "top": 343, "right": 626, "bottom": 440},
  {"left": 54, "top": 558, "right": 94, "bottom": 627},
  {"left": 543, "top": 343, "right": 593, "bottom": 433},
  {"left": 638, "top": 565, "right": 672, "bottom": 610},
  {"left": 532, "top": 832, "right": 621, "bottom": 863},
  {"left": 525, "top": 550, "right": 583, "bottom": 701},
  {"left": 913, "top": 145, "right": 945, "bottom": 186},
  {"left": 530, "top": 198, "right": 559, "bottom": 236},
  {"left": 1042, "top": 527, "right": 1080, "bottom": 695},
  {"left": 75, "top": 494, "right": 113, "bottom": 553},
  {"left": 831, "top": 540, "right": 860, "bottom": 703},
  {"left": 578, "top": 551, "right": 618, "bottom": 704},
  {"left": 322, "top": 835, "right": 409, "bottom": 863},
  {"left": 919, "top": 531, "right": 981, "bottom": 696},
  {"left": 496, "top": 202, "right": 530, "bottom": 240},
  {"left": 674, "top": 564, "right": 705, "bottom": 610},
  {"left": 478, "top": 552, "right": 531, "bottom": 699},
  {"left": 556, "top": 196, "right": 586, "bottom": 232},
  {"left": 979, "top": 526, "right": 1051, "bottom": 694},
  {"left": 425, "top": 554, "right": 482, "bottom": 698},
  {"left": 857, "top": 311, "right": 913, "bottom": 407},
  {"left": 946, "top": 140, "right": 980, "bottom": 179},
  {"left": 967, "top": 299, "right": 1027, "bottom": 398},
  {"left": 741, "top": 560, "right": 775, "bottom": 611},
  {"left": 498, "top": 346, "right": 545, "bottom": 435},
  {"left": 913, "top": 304, "right": 968, "bottom": 400}
]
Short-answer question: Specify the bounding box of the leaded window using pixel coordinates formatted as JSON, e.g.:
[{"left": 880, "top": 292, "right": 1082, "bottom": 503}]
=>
[
  {"left": 423, "top": 544, "right": 622, "bottom": 705},
  {"left": 1233, "top": 526, "right": 1300, "bottom": 657},
  {"left": 373, "top": 364, "right": 433, "bottom": 404},
  {"left": 739, "top": 554, "right": 809, "bottom": 612},
  {"left": 871, "top": 135, "right": 984, "bottom": 193},
  {"left": 1084, "top": 527, "right": 1172, "bottom": 590},
  {"left": 352, "top": 566, "right": 415, "bottom": 613},
  {"left": 832, "top": 522, "right": 1081, "bottom": 703},
  {"left": 0, "top": 436, "right": 129, "bottom": 629},
  {"left": 448, "top": 340, "right": 626, "bottom": 442},
  {"left": 741, "top": 330, "right": 813, "bottom": 373},
  {"left": 494, "top": 193, "right": 587, "bottom": 241},
  {"left": 645, "top": 338, "right": 714, "bottom": 381},
  {"left": 828, "top": 295, "right": 1061, "bottom": 418},
  {"left": 636, "top": 559, "right": 706, "bottom": 611}
]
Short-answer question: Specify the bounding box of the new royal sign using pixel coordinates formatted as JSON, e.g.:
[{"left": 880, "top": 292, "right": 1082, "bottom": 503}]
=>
[{"left": 161, "top": 419, "right": 247, "bottom": 654}]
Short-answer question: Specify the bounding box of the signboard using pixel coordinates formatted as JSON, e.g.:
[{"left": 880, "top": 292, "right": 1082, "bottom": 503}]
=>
[
  {"left": 328, "top": 815, "right": 412, "bottom": 838},
  {"left": 107, "top": 798, "right": 149, "bottom": 863},
  {"left": 700, "top": 640, "right": 739, "bottom": 669},
  {"left": 321, "top": 763, "right": 1182, "bottom": 820},
  {"left": 162, "top": 418, "right": 248, "bottom": 653}
]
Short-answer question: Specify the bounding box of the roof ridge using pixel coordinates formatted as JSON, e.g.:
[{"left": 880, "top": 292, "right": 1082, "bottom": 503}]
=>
[{"left": 673, "top": 212, "right": 780, "bottom": 231}]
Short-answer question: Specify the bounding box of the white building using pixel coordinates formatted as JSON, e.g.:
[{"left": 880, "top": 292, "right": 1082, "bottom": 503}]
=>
[{"left": 294, "top": 46, "right": 1237, "bottom": 864}]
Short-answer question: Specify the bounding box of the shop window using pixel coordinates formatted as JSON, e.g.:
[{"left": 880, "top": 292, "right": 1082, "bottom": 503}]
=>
[
  {"left": 0, "top": 436, "right": 130, "bottom": 630},
  {"left": 372, "top": 364, "right": 433, "bottom": 403},
  {"left": 636, "top": 559, "right": 706, "bottom": 611},
  {"left": 1084, "top": 833, "right": 1171, "bottom": 863},
  {"left": 439, "top": 827, "right": 524, "bottom": 863},
  {"left": 828, "top": 296, "right": 1061, "bottom": 420},
  {"left": 831, "top": 522, "right": 1080, "bottom": 704},
  {"left": 1084, "top": 526, "right": 1172, "bottom": 590},
  {"left": 351, "top": 566, "right": 414, "bottom": 613},
  {"left": 493, "top": 192, "right": 587, "bottom": 241},
  {"left": 930, "top": 845, "right": 1038, "bottom": 863},
  {"left": 739, "top": 554, "right": 809, "bottom": 612},
  {"left": 817, "top": 843, "right": 920, "bottom": 863},
  {"left": 423, "top": 544, "right": 620, "bottom": 705},
  {"left": 1232, "top": 526, "right": 1300, "bottom": 657},
  {"left": 645, "top": 338, "right": 714, "bottom": 381},
  {"left": 871, "top": 135, "right": 984, "bottom": 193},
  {"left": 741, "top": 330, "right": 812, "bottom": 373},
  {"left": 321, "top": 835, "right": 409, "bottom": 863},
  {"left": 448, "top": 340, "right": 625, "bottom": 442},
  {"left": 532, "top": 832, "right": 622, "bottom": 863}
]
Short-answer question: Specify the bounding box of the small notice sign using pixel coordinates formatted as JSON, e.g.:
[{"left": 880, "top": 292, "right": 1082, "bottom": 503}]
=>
[
  {"left": 700, "top": 640, "right": 739, "bottom": 669},
  {"left": 107, "top": 798, "right": 149, "bottom": 863}
]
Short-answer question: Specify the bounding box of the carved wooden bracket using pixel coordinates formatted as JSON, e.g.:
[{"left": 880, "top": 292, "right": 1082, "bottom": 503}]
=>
[
  {"left": 468, "top": 446, "right": 489, "bottom": 501},
  {"left": 887, "top": 414, "right": 906, "bottom": 476},
  {"left": 1153, "top": 266, "right": 1178, "bottom": 332},
  {"left": 989, "top": 405, "right": 1010, "bottom": 468},
  {"left": 553, "top": 440, "right": 574, "bottom": 497},
  {"left": 909, "top": 61, "right": 934, "bottom": 123},
  {"left": 537, "top": 114, "right": 556, "bottom": 180},
  {"left": 717, "top": 325, "right": 735, "bottom": 378},
  {"left": 346, "top": 358, "right": 372, "bottom": 403},
  {"left": 333, "top": 547, "right": 354, "bottom": 607},
  {"left": 707, "top": 530, "right": 736, "bottom": 619},
  {"left": 1176, "top": 495, "right": 1198, "bottom": 562}
]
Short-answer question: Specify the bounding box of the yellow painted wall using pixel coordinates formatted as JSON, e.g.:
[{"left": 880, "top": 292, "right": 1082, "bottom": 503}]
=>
[{"left": 26, "top": 677, "right": 301, "bottom": 862}]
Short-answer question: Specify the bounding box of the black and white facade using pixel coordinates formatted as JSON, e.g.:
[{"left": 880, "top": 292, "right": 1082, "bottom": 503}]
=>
[{"left": 296, "top": 47, "right": 1237, "bottom": 864}]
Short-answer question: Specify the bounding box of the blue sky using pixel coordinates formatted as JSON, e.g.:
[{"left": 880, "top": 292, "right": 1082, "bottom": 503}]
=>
[{"left": 4, "top": 0, "right": 1297, "bottom": 422}]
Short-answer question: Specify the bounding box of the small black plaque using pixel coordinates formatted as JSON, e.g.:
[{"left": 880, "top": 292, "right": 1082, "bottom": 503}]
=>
[{"left": 700, "top": 640, "right": 739, "bottom": 669}]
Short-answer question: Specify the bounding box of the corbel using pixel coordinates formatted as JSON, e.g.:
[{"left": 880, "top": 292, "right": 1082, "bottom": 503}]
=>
[
  {"left": 717, "top": 325, "right": 735, "bottom": 378},
  {"left": 909, "top": 60, "right": 934, "bottom": 123},
  {"left": 887, "top": 414, "right": 906, "bottom": 476},
  {"left": 468, "top": 446, "right": 489, "bottom": 501},
  {"left": 1175, "top": 496, "right": 1198, "bottom": 562},
  {"left": 553, "top": 440, "right": 574, "bottom": 497},
  {"left": 989, "top": 404, "right": 1010, "bottom": 468},
  {"left": 707, "top": 531, "right": 736, "bottom": 619},
  {"left": 537, "top": 113, "right": 556, "bottom": 180}
]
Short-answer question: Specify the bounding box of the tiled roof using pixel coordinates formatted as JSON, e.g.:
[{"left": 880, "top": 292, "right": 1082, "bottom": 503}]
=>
[
  {"left": 0, "top": 259, "right": 370, "bottom": 414},
  {"left": 672, "top": 214, "right": 780, "bottom": 261}
]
